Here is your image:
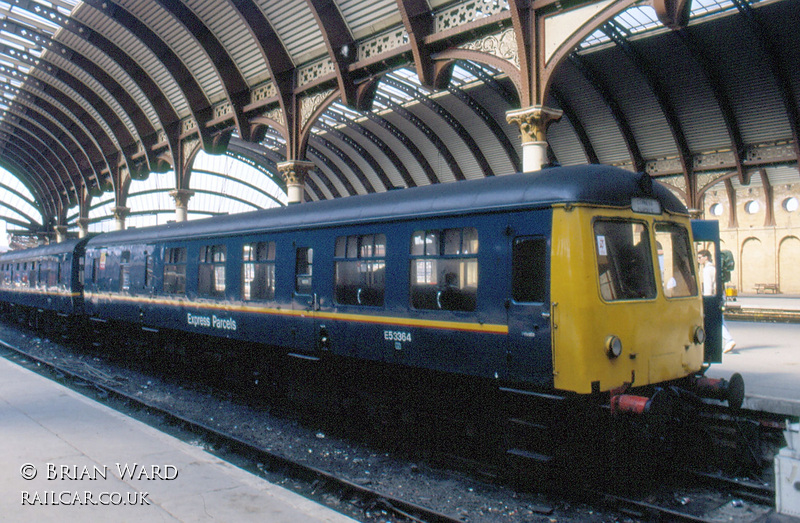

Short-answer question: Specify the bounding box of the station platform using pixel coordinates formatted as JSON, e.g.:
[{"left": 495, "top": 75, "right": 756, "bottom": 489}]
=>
[
  {"left": 0, "top": 357, "right": 356, "bottom": 522},
  {"left": 724, "top": 294, "right": 800, "bottom": 323},
  {"left": 708, "top": 294, "right": 800, "bottom": 418},
  {"left": 726, "top": 294, "right": 800, "bottom": 312}
]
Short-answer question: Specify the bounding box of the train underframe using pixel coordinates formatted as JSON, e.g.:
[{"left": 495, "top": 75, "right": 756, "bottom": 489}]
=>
[{"left": 1, "top": 304, "right": 756, "bottom": 489}]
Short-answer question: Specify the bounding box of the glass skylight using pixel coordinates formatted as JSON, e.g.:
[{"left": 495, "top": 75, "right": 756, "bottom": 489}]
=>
[
  {"left": 73, "top": 150, "right": 286, "bottom": 234},
  {"left": 579, "top": 0, "right": 747, "bottom": 49},
  {"left": 0, "top": 164, "right": 43, "bottom": 236}
]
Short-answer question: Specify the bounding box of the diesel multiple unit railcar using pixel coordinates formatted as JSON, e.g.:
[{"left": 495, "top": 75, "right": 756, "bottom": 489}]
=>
[
  {"left": 0, "top": 238, "right": 88, "bottom": 321},
  {"left": 0, "top": 165, "right": 741, "bottom": 409}
]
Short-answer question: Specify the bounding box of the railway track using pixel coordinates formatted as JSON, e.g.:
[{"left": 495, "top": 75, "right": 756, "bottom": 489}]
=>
[
  {"left": 493, "top": 381, "right": 788, "bottom": 522},
  {"left": 0, "top": 335, "right": 464, "bottom": 523},
  {"left": 0, "top": 319, "right": 792, "bottom": 523}
]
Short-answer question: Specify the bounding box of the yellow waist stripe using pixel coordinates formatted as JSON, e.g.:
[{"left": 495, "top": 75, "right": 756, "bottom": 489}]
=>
[{"left": 84, "top": 292, "right": 509, "bottom": 335}]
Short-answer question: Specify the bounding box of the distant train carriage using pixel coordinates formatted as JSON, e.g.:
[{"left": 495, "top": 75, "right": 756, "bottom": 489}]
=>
[
  {"left": 77, "top": 165, "right": 709, "bottom": 396},
  {"left": 0, "top": 238, "right": 89, "bottom": 319}
]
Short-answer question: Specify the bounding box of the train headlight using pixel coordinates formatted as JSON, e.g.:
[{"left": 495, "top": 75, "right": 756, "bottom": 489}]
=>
[
  {"left": 605, "top": 335, "right": 622, "bottom": 359},
  {"left": 693, "top": 326, "right": 706, "bottom": 345}
]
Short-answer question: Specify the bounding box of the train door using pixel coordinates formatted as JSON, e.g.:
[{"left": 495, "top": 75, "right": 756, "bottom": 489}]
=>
[
  {"left": 290, "top": 245, "right": 321, "bottom": 360},
  {"left": 506, "top": 235, "right": 552, "bottom": 384},
  {"left": 692, "top": 220, "right": 723, "bottom": 363}
]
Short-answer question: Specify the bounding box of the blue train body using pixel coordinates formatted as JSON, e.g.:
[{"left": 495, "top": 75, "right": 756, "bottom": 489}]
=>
[
  {"left": 0, "top": 165, "right": 719, "bottom": 396},
  {"left": 0, "top": 238, "right": 88, "bottom": 317}
]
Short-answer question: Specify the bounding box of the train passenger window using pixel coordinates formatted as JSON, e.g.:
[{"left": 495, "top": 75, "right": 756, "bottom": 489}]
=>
[
  {"left": 46, "top": 262, "right": 53, "bottom": 288},
  {"left": 410, "top": 227, "right": 478, "bottom": 312},
  {"left": 334, "top": 234, "right": 386, "bottom": 306},
  {"left": 655, "top": 223, "right": 697, "bottom": 298},
  {"left": 163, "top": 247, "right": 187, "bottom": 295},
  {"left": 513, "top": 237, "right": 548, "bottom": 303},
  {"left": 91, "top": 257, "right": 99, "bottom": 284},
  {"left": 295, "top": 247, "right": 313, "bottom": 294},
  {"left": 120, "top": 251, "right": 131, "bottom": 292},
  {"left": 243, "top": 241, "right": 276, "bottom": 301},
  {"left": 144, "top": 252, "right": 154, "bottom": 289},
  {"left": 198, "top": 245, "right": 227, "bottom": 298},
  {"left": 58, "top": 259, "right": 67, "bottom": 288},
  {"left": 594, "top": 220, "right": 656, "bottom": 301}
]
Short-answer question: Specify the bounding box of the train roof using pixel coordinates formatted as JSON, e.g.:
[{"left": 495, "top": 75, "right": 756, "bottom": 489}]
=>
[
  {"left": 87, "top": 165, "right": 688, "bottom": 248},
  {"left": 0, "top": 237, "right": 89, "bottom": 261}
]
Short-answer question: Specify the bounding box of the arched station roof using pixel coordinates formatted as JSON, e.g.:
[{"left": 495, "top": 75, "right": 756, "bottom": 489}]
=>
[{"left": 0, "top": 0, "right": 797, "bottom": 236}]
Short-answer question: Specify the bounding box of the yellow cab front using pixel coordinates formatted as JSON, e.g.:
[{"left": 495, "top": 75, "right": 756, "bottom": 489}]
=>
[{"left": 549, "top": 203, "right": 706, "bottom": 394}]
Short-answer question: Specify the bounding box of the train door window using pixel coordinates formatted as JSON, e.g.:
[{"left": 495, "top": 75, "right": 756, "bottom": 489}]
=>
[
  {"left": 334, "top": 234, "right": 386, "bottom": 306},
  {"left": 163, "top": 247, "right": 187, "bottom": 295},
  {"left": 295, "top": 247, "right": 313, "bottom": 294},
  {"left": 144, "top": 251, "right": 154, "bottom": 289},
  {"left": 410, "top": 227, "right": 478, "bottom": 311},
  {"left": 45, "top": 259, "right": 56, "bottom": 288},
  {"left": 512, "top": 237, "right": 548, "bottom": 303},
  {"left": 119, "top": 251, "right": 131, "bottom": 292},
  {"left": 198, "top": 245, "right": 227, "bottom": 298},
  {"left": 243, "top": 241, "right": 276, "bottom": 300},
  {"left": 594, "top": 220, "right": 656, "bottom": 301},
  {"left": 91, "top": 257, "right": 99, "bottom": 284},
  {"left": 655, "top": 223, "right": 697, "bottom": 298}
]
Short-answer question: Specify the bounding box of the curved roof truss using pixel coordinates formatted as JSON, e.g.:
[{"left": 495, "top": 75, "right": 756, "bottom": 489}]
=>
[{"left": 0, "top": 0, "right": 795, "bottom": 237}]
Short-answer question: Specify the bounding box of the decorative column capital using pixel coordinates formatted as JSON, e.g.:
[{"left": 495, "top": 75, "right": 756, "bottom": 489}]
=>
[
  {"left": 277, "top": 160, "right": 315, "bottom": 204},
  {"left": 112, "top": 206, "right": 130, "bottom": 221},
  {"left": 277, "top": 160, "right": 315, "bottom": 185},
  {"left": 169, "top": 189, "right": 194, "bottom": 222},
  {"left": 169, "top": 189, "right": 195, "bottom": 208},
  {"left": 54, "top": 225, "right": 68, "bottom": 243},
  {"left": 76, "top": 217, "right": 90, "bottom": 238},
  {"left": 112, "top": 206, "right": 130, "bottom": 231},
  {"left": 506, "top": 105, "right": 563, "bottom": 143}
]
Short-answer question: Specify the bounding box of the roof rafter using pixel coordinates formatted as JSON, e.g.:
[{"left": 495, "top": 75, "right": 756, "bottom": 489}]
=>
[
  {"left": 0, "top": 139, "right": 55, "bottom": 217},
  {"left": 567, "top": 53, "right": 645, "bottom": 171},
  {"left": 228, "top": 0, "right": 295, "bottom": 144},
  {"left": 0, "top": 117, "right": 72, "bottom": 197},
  {"left": 153, "top": 0, "right": 249, "bottom": 142},
  {"left": 601, "top": 20, "right": 695, "bottom": 202},
  {"left": 13, "top": 0, "right": 162, "bottom": 173},
  {"left": 305, "top": 0, "right": 357, "bottom": 107},
  {"left": 1, "top": 104, "right": 80, "bottom": 193},
  {"left": 81, "top": 0, "right": 214, "bottom": 150},
  {"left": 1, "top": 86, "right": 99, "bottom": 191}
]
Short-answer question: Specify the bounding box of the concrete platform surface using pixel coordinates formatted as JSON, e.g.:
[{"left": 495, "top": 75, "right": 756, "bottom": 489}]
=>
[
  {"left": 729, "top": 295, "right": 800, "bottom": 311},
  {"left": 0, "top": 357, "right": 356, "bottom": 523},
  {"left": 705, "top": 320, "right": 800, "bottom": 418}
]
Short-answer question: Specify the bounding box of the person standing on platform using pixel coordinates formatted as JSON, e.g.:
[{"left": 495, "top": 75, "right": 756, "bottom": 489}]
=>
[{"left": 698, "top": 249, "right": 736, "bottom": 353}]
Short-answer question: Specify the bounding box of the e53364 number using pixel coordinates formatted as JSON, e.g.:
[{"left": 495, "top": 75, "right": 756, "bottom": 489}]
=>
[{"left": 384, "top": 330, "right": 412, "bottom": 342}]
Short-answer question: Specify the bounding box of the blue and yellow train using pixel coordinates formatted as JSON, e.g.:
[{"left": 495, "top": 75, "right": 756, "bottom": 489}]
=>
[{"left": 0, "top": 165, "right": 742, "bottom": 412}]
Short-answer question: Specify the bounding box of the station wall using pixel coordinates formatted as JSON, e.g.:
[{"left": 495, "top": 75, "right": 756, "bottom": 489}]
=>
[{"left": 702, "top": 182, "right": 800, "bottom": 295}]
